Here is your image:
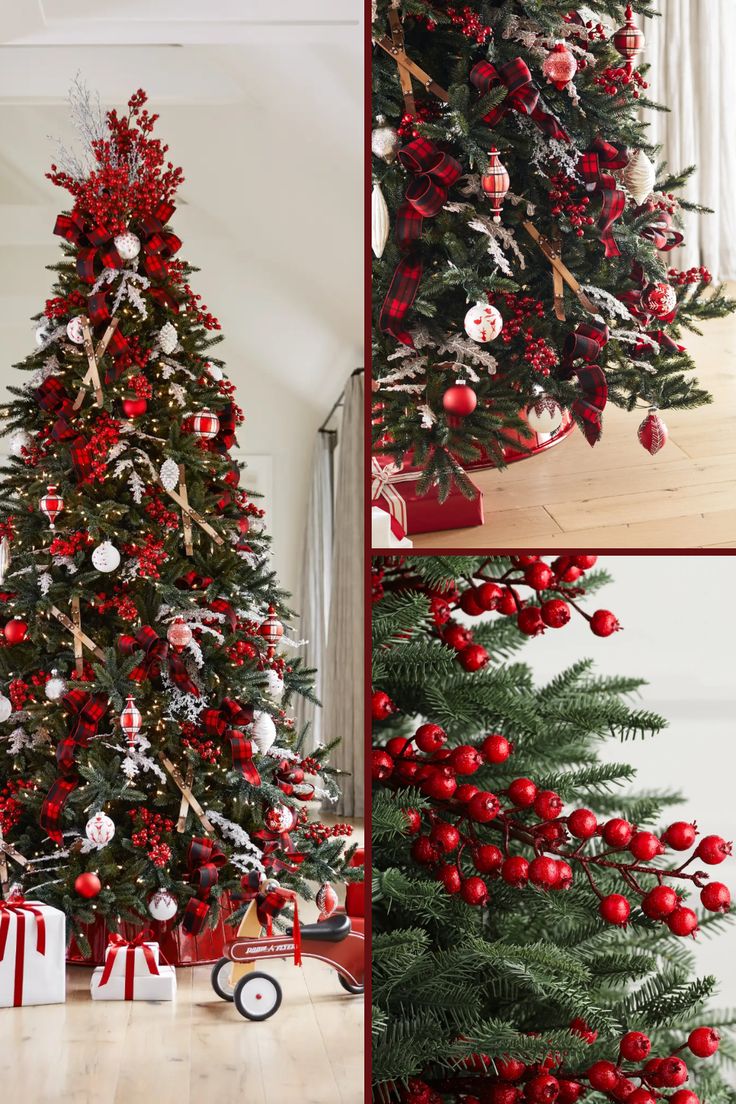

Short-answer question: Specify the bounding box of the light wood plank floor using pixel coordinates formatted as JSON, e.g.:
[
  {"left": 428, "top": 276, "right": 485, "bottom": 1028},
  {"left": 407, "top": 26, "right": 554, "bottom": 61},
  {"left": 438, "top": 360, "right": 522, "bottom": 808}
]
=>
[
  {"left": 411, "top": 286, "right": 736, "bottom": 549},
  {"left": 0, "top": 820, "right": 364, "bottom": 1104}
]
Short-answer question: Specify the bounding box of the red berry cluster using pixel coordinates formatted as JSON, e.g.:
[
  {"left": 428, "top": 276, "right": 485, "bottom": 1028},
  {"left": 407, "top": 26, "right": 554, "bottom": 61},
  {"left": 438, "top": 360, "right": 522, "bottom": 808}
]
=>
[
  {"left": 593, "top": 66, "right": 649, "bottom": 99},
  {"left": 397, "top": 103, "right": 442, "bottom": 140},
  {"left": 94, "top": 589, "right": 139, "bottom": 623},
  {"left": 444, "top": 6, "right": 493, "bottom": 43},
  {"left": 548, "top": 173, "right": 594, "bottom": 237},
  {"left": 523, "top": 335, "right": 559, "bottom": 375},
  {"left": 167, "top": 261, "right": 222, "bottom": 330},
  {"left": 126, "top": 373, "right": 153, "bottom": 399},
  {"left": 667, "top": 267, "right": 712, "bottom": 287},
  {"left": 494, "top": 293, "right": 545, "bottom": 341},
  {"left": 85, "top": 412, "right": 123, "bottom": 482},
  {"left": 50, "top": 530, "right": 92, "bottom": 558},
  {"left": 181, "top": 725, "right": 222, "bottom": 764},
  {"left": 122, "top": 533, "right": 167, "bottom": 578},
  {"left": 226, "top": 639, "right": 259, "bottom": 667},
  {"left": 129, "top": 807, "right": 174, "bottom": 868},
  {"left": 143, "top": 489, "right": 179, "bottom": 531},
  {"left": 0, "top": 518, "right": 15, "bottom": 542},
  {"left": 300, "top": 756, "right": 322, "bottom": 775},
  {"left": 44, "top": 289, "right": 86, "bottom": 320},
  {"left": 300, "top": 821, "right": 354, "bottom": 845},
  {"left": 0, "top": 779, "right": 34, "bottom": 833},
  {"left": 9, "top": 678, "right": 30, "bottom": 711},
  {"left": 563, "top": 12, "right": 607, "bottom": 40}
]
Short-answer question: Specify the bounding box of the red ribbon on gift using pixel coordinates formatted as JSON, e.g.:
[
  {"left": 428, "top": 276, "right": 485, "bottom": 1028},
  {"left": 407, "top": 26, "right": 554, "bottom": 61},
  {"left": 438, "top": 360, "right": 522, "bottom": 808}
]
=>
[
  {"left": 118, "top": 625, "right": 200, "bottom": 697},
  {"left": 98, "top": 933, "right": 161, "bottom": 1001},
  {"left": 558, "top": 320, "right": 610, "bottom": 447},
  {"left": 0, "top": 898, "right": 47, "bottom": 1007},
  {"left": 198, "top": 699, "right": 260, "bottom": 785},
  {"left": 40, "top": 690, "right": 108, "bottom": 843},
  {"left": 470, "top": 58, "right": 570, "bottom": 142},
  {"left": 578, "top": 137, "right": 630, "bottom": 258},
  {"left": 181, "top": 837, "right": 227, "bottom": 936},
  {"left": 379, "top": 138, "right": 462, "bottom": 347}
]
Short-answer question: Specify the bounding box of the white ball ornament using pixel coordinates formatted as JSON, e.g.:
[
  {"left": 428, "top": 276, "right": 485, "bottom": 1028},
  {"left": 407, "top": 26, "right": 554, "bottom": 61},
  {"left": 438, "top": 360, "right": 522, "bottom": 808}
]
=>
[
  {"left": 113, "top": 231, "right": 141, "bottom": 261},
  {"left": 264, "top": 803, "right": 295, "bottom": 833},
  {"left": 85, "top": 812, "right": 115, "bottom": 847},
  {"left": 66, "top": 317, "right": 85, "bottom": 345},
  {"left": 0, "top": 694, "right": 12, "bottom": 723},
  {"left": 91, "top": 541, "right": 121, "bottom": 573},
  {"left": 264, "top": 669, "right": 284, "bottom": 702},
  {"left": 158, "top": 321, "right": 178, "bottom": 355},
  {"left": 8, "top": 429, "right": 31, "bottom": 458},
  {"left": 251, "top": 710, "right": 277, "bottom": 755},
  {"left": 148, "top": 890, "right": 178, "bottom": 922},
  {"left": 206, "top": 363, "right": 223, "bottom": 383},
  {"left": 45, "top": 670, "right": 68, "bottom": 701},
  {"left": 525, "top": 396, "right": 564, "bottom": 435},
  {"left": 463, "top": 303, "right": 503, "bottom": 343},
  {"left": 35, "top": 322, "right": 51, "bottom": 347}
]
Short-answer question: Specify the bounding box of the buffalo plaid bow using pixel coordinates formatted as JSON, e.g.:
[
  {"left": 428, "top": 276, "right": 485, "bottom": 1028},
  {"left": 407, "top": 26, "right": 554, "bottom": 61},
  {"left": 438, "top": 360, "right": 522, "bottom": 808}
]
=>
[
  {"left": 118, "top": 625, "right": 200, "bottom": 697},
  {"left": 54, "top": 211, "right": 123, "bottom": 285},
  {"left": 213, "top": 403, "right": 237, "bottom": 454},
  {"left": 253, "top": 822, "right": 306, "bottom": 876},
  {"left": 199, "top": 698, "right": 260, "bottom": 786},
  {"left": 558, "top": 320, "right": 610, "bottom": 447},
  {"left": 137, "top": 200, "right": 182, "bottom": 282},
  {"left": 35, "top": 377, "right": 93, "bottom": 482},
  {"left": 578, "top": 137, "right": 630, "bottom": 258},
  {"left": 40, "top": 690, "right": 108, "bottom": 843},
  {"left": 470, "top": 58, "right": 570, "bottom": 142},
  {"left": 380, "top": 138, "right": 462, "bottom": 346},
  {"left": 181, "top": 837, "right": 227, "bottom": 935}
]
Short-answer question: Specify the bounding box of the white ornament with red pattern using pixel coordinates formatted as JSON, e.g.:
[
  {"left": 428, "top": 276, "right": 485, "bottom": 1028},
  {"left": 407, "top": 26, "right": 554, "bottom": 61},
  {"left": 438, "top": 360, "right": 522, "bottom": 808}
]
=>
[
  {"left": 250, "top": 710, "right": 277, "bottom": 755},
  {"left": 642, "top": 282, "right": 677, "bottom": 320},
  {"left": 40, "top": 485, "right": 64, "bottom": 529},
  {"left": 85, "top": 812, "right": 116, "bottom": 848},
  {"left": 192, "top": 410, "right": 220, "bottom": 440},
  {"left": 264, "top": 803, "right": 296, "bottom": 834},
  {"left": 259, "top": 607, "right": 284, "bottom": 648},
  {"left": 638, "top": 408, "right": 668, "bottom": 455},
  {"left": 481, "top": 148, "right": 510, "bottom": 224},
  {"left": 113, "top": 231, "right": 141, "bottom": 261},
  {"left": 542, "top": 43, "right": 577, "bottom": 91},
  {"left": 148, "top": 890, "right": 178, "bottom": 922},
  {"left": 91, "top": 541, "right": 121, "bottom": 573},
  {"left": 316, "top": 882, "right": 339, "bottom": 921},
  {"left": 66, "top": 317, "right": 85, "bottom": 345},
  {"left": 463, "top": 303, "right": 503, "bottom": 344},
  {"left": 120, "top": 695, "right": 142, "bottom": 747},
  {"left": 613, "top": 4, "right": 645, "bottom": 74},
  {"left": 525, "top": 395, "right": 564, "bottom": 435},
  {"left": 167, "top": 618, "right": 193, "bottom": 652}
]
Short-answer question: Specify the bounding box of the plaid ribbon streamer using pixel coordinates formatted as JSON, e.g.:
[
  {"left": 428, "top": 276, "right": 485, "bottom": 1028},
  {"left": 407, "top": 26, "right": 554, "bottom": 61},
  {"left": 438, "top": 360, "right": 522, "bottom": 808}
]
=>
[
  {"left": 470, "top": 58, "right": 570, "bottom": 142},
  {"left": 640, "top": 209, "right": 684, "bottom": 253},
  {"left": 558, "top": 320, "right": 610, "bottom": 447},
  {"left": 118, "top": 625, "right": 199, "bottom": 697},
  {"left": 578, "top": 137, "right": 630, "bottom": 258},
  {"left": 212, "top": 403, "right": 237, "bottom": 454},
  {"left": 137, "top": 200, "right": 182, "bottom": 282},
  {"left": 208, "top": 598, "right": 238, "bottom": 632},
  {"left": 177, "top": 571, "right": 214, "bottom": 591},
  {"left": 199, "top": 698, "right": 259, "bottom": 785},
  {"left": 35, "top": 377, "right": 93, "bottom": 482},
  {"left": 619, "top": 263, "right": 679, "bottom": 327},
  {"left": 181, "top": 837, "right": 227, "bottom": 935},
  {"left": 39, "top": 690, "right": 108, "bottom": 842},
  {"left": 379, "top": 138, "right": 462, "bottom": 347},
  {"left": 53, "top": 211, "right": 123, "bottom": 285},
  {"left": 253, "top": 824, "right": 306, "bottom": 875},
  {"left": 635, "top": 329, "right": 686, "bottom": 358}
]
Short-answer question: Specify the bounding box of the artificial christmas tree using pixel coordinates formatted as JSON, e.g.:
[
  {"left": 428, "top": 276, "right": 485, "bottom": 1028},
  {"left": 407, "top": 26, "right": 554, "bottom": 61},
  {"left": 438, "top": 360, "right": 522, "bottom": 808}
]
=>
[
  {"left": 372, "top": 555, "right": 734, "bottom": 1104},
  {"left": 371, "top": 3, "right": 736, "bottom": 513},
  {"left": 0, "top": 84, "right": 353, "bottom": 964}
]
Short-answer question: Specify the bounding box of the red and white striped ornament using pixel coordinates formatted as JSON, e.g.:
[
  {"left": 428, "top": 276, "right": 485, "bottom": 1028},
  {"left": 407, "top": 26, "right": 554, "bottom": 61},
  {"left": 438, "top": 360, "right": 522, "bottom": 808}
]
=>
[
  {"left": 167, "top": 617, "right": 193, "bottom": 652},
  {"left": 191, "top": 410, "right": 220, "bottom": 440},
  {"left": 542, "top": 43, "right": 577, "bottom": 91},
  {"left": 316, "top": 882, "right": 339, "bottom": 921},
  {"left": 259, "top": 607, "right": 284, "bottom": 649},
  {"left": 613, "top": 4, "right": 645, "bottom": 75},
  {"left": 120, "top": 695, "right": 142, "bottom": 747},
  {"left": 638, "top": 408, "right": 668, "bottom": 456},
  {"left": 481, "top": 148, "right": 510, "bottom": 224},
  {"left": 40, "top": 485, "right": 64, "bottom": 529}
]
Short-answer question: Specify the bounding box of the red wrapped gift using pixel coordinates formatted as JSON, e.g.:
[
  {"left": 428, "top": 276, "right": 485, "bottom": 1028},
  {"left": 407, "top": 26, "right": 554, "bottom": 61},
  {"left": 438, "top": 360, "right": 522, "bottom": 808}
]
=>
[{"left": 371, "top": 454, "right": 483, "bottom": 536}]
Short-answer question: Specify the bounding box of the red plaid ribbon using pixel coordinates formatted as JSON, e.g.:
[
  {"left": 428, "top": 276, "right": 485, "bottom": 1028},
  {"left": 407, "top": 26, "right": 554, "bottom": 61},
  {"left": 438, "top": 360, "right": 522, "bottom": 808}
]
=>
[
  {"left": 35, "top": 377, "right": 93, "bottom": 482},
  {"left": 640, "top": 209, "right": 684, "bottom": 253},
  {"left": 470, "top": 58, "right": 570, "bottom": 142},
  {"left": 558, "top": 320, "right": 610, "bottom": 447},
  {"left": 118, "top": 625, "right": 199, "bottom": 697},
  {"left": 253, "top": 823, "right": 306, "bottom": 875},
  {"left": 635, "top": 329, "right": 686, "bottom": 357},
  {"left": 199, "top": 699, "right": 260, "bottom": 785},
  {"left": 177, "top": 571, "right": 214, "bottom": 591},
  {"left": 379, "top": 138, "right": 462, "bottom": 347},
  {"left": 138, "top": 200, "right": 182, "bottom": 282},
  {"left": 181, "top": 837, "right": 227, "bottom": 935},
  {"left": 0, "top": 898, "right": 47, "bottom": 1007},
  {"left": 39, "top": 690, "right": 108, "bottom": 842},
  {"left": 619, "top": 263, "right": 679, "bottom": 327},
  {"left": 578, "top": 137, "right": 630, "bottom": 258},
  {"left": 213, "top": 403, "right": 237, "bottom": 454},
  {"left": 53, "top": 211, "right": 123, "bottom": 284},
  {"left": 208, "top": 598, "right": 238, "bottom": 632},
  {"left": 98, "top": 933, "right": 161, "bottom": 1000}
]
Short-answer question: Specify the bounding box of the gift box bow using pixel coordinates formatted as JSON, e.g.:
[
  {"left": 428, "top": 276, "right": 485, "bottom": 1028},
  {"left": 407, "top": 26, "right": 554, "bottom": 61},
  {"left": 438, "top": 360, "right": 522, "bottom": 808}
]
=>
[
  {"left": 99, "top": 933, "right": 161, "bottom": 1000},
  {"left": 371, "top": 457, "right": 421, "bottom": 535},
  {"left": 0, "top": 897, "right": 49, "bottom": 1008}
]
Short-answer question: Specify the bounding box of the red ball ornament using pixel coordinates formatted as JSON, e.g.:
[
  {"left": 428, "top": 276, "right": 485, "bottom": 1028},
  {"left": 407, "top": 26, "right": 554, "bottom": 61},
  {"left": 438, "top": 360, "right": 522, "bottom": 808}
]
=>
[
  {"left": 642, "top": 282, "right": 677, "bottom": 320},
  {"left": 75, "top": 872, "right": 102, "bottom": 898},
  {"left": 481, "top": 147, "right": 510, "bottom": 223},
  {"left": 542, "top": 43, "right": 578, "bottom": 91},
  {"left": 192, "top": 410, "right": 221, "bottom": 440},
  {"left": 443, "top": 382, "right": 477, "bottom": 419},
  {"left": 638, "top": 409, "right": 668, "bottom": 456},
  {"left": 122, "top": 397, "right": 147, "bottom": 418},
  {"left": 4, "top": 617, "right": 28, "bottom": 645}
]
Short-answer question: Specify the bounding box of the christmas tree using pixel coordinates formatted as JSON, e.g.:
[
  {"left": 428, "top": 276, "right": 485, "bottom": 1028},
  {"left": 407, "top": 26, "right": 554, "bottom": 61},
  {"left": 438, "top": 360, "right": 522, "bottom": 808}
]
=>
[
  {"left": 0, "top": 84, "right": 353, "bottom": 946},
  {"left": 371, "top": 3, "right": 735, "bottom": 498},
  {"left": 371, "top": 555, "right": 734, "bottom": 1104}
]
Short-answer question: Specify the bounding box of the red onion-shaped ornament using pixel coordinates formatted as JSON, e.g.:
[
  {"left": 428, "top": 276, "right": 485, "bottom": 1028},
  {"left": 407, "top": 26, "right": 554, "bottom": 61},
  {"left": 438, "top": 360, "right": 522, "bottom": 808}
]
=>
[
  {"left": 542, "top": 43, "right": 577, "bottom": 91},
  {"left": 638, "top": 408, "right": 668, "bottom": 456},
  {"left": 259, "top": 607, "right": 284, "bottom": 647},
  {"left": 481, "top": 147, "right": 510, "bottom": 224},
  {"left": 120, "top": 694, "right": 142, "bottom": 747},
  {"left": 443, "top": 381, "right": 477, "bottom": 420},
  {"left": 40, "top": 485, "right": 64, "bottom": 529},
  {"left": 316, "top": 882, "right": 339, "bottom": 921},
  {"left": 192, "top": 410, "right": 220, "bottom": 440},
  {"left": 613, "top": 5, "right": 645, "bottom": 75},
  {"left": 167, "top": 617, "right": 193, "bottom": 652}
]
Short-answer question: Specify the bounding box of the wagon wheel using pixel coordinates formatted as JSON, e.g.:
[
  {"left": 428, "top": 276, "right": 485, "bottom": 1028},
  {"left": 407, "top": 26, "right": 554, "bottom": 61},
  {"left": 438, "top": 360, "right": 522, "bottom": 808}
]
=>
[
  {"left": 211, "top": 957, "right": 236, "bottom": 1001},
  {"left": 233, "top": 971, "right": 283, "bottom": 1020},
  {"left": 338, "top": 973, "right": 364, "bottom": 995}
]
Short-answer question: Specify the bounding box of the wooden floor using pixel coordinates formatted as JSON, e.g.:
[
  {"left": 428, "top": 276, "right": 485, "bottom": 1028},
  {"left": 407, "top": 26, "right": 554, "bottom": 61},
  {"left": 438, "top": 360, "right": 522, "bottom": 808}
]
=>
[
  {"left": 0, "top": 821, "right": 364, "bottom": 1104},
  {"left": 412, "top": 286, "right": 736, "bottom": 549}
]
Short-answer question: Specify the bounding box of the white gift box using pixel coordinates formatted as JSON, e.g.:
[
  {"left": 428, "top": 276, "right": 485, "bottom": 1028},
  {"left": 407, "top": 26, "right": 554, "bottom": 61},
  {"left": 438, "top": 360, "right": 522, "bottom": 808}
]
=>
[
  {"left": 102, "top": 939, "right": 160, "bottom": 979},
  {"left": 371, "top": 506, "right": 413, "bottom": 548},
  {"left": 90, "top": 963, "right": 177, "bottom": 1001},
  {"left": 0, "top": 900, "right": 66, "bottom": 1008}
]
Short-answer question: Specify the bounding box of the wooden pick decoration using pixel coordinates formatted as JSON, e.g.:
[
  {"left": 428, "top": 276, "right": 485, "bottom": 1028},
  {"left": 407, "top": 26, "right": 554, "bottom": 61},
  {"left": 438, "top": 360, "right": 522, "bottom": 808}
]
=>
[
  {"left": 73, "top": 316, "right": 120, "bottom": 410},
  {"left": 0, "top": 829, "right": 33, "bottom": 897},
  {"left": 176, "top": 765, "right": 195, "bottom": 833},
  {"left": 160, "top": 754, "right": 215, "bottom": 836},
  {"left": 160, "top": 471, "right": 225, "bottom": 550},
  {"left": 177, "top": 464, "right": 194, "bottom": 555},
  {"left": 522, "top": 221, "right": 598, "bottom": 320},
  {"left": 375, "top": 7, "right": 449, "bottom": 114},
  {"left": 50, "top": 600, "right": 105, "bottom": 665}
]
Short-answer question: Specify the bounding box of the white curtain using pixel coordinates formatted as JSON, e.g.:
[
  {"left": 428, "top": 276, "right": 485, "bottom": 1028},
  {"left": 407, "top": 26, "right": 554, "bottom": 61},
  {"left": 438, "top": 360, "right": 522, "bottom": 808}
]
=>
[
  {"left": 295, "top": 430, "right": 336, "bottom": 752},
  {"left": 645, "top": 1, "right": 736, "bottom": 278},
  {"left": 323, "top": 372, "right": 364, "bottom": 818}
]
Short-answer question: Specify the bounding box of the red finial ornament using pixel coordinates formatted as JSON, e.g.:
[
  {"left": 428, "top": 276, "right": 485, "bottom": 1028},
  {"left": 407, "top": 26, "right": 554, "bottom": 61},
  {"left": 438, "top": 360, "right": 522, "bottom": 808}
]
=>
[
  {"left": 481, "top": 148, "right": 510, "bottom": 223},
  {"left": 613, "top": 5, "right": 645, "bottom": 76},
  {"left": 638, "top": 408, "right": 668, "bottom": 456}
]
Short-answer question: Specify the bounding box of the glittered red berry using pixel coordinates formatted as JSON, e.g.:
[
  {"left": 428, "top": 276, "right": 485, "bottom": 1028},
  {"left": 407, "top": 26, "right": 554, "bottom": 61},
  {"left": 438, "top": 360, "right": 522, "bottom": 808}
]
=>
[
  {"left": 643, "top": 1059, "right": 664, "bottom": 1087},
  {"left": 459, "top": 643, "right": 490, "bottom": 671},
  {"left": 629, "top": 831, "right": 663, "bottom": 861},
  {"left": 628, "top": 1091, "right": 655, "bottom": 1104},
  {"left": 526, "top": 1076, "right": 559, "bottom": 1104},
  {"left": 573, "top": 555, "right": 597, "bottom": 569},
  {"left": 642, "top": 884, "right": 679, "bottom": 919},
  {"left": 667, "top": 906, "right": 699, "bottom": 936},
  {"left": 443, "top": 623, "right": 473, "bottom": 651},
  {"left": 372, "top": 749, "right": 394, "bottom": 781},
  {"left": 687, "top": 1027, "right": 720, "bottom": 1058},
  {"left": 502, "top": 855, "right": 529, "bottom": 887},
  {"left": 372, "top": 690, "right": 396, "bottom": 720},
  {"left": 460, "top": 588, "right": 485, "bottom": 616},
  {"left": 541, "top": 599, "right": 571, "bottom": 629},
  {"left": 590, "top": 610, "right": 621, "bottom": 637},
  {"left": 395, "top": 759, "right": 421, "bottom": 785},
  {"left": 411, "top": 836, "right": 439, "bottom": 865},
  {"left": 482, "top": 733, "right": 512, "bottom": 763},
  {"left": 587, "top": 1062, "right": 619, "bottom": 1093},
  {"left": 670, "top": 1093, "right": 699, "bottom": 1104},
  {"left": 700, "top": 881, "right": 730, "bottom": 912},
  {"left": 422, "top": 766, "right": 457, "bottom": 801},
  {"left": 415, "top": 723, "right": 447, "bottom": 753},
  {"left": 517, "top": 606, "right": 545, "bottom": 636},
  {"left": 455, "top": 783, "right": 479, "bottom": 804},
  {"left": 534, "top": 790, "right": 564, "bottom": 820},
  {"left": 498, "top": 589, "right": 519, "bottom": 615},
  {"left": 659, "top": 1058, "right": 688, "bottom": 1088},
  {"left": 599, "top": 893, "right": 630, "bottom": 926},
  {"left": 557, "top": 1082, "right": 583, "bottom": 1104},
  {"left": 450, "top": 745, "right": 483, "bottom": 775},
  {"left": 570, "top": 1018, "right": 597, "bottom": 1044},
  {"left": 513, "top": 555, "right": 540, "bottom": 567},
  {"left": 404, "top": 808, "right": 422, "bottom": 834},
  {"left": 385, "top": 736, "right": 414, "bottom": 759},
  {"left": 474, "top": 844, "right": 503, "bottom": 874},
  {"left": 429, "top": 821, "right": 460, "bottom": 853},
  {"left": 497, "top": 1058, "right": 526, "bottom": 1082},
  {"left": 613, "top": 1079, "right": 637, "bottom": 1102},
  {"left": 460, "top": 875, "right": 489, "bottom": 906},
  {"left": 568, "top": 808, "right": 598, "bottom": 839},
  {"left": 555, "top": 861, "right": 573, "bottom": 890},
  {"left": 468, "top": 791, "right": 500, "bottom": 823},
  {"left": 477, "top": 582, "right": 504, "bottom": 610},
  {"left": 437, "top": 863, "right": 462, "bottom": 894},
  {"left": 663, "top": 821, "right": 698, "bottom": 851},
  {"left": 620, "top": 1032, "right": 651, "bottom": 1062},
  {"left": 529, "top": 856, "right": 560, "bottom": 888},
  {"left": 696, "top": 835, "right": 732, "bottom": 865},
  {"left": 524, "top": 562, "right": 554, "bottom": 591},
  {"left": 602, "top": 818, "right": 634, "bottom": 848},
  {"left": 489, "top": 1086, "right": 519, "bottom": 1104},
  {"left": 508, "top": 777, "right": 537, "bottom": 807}
]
